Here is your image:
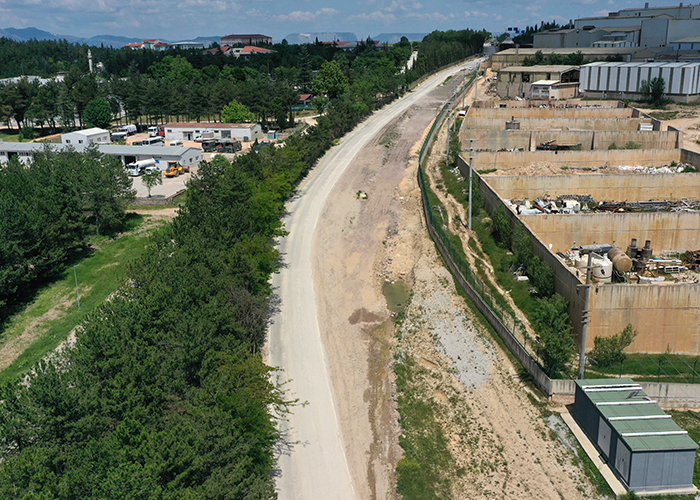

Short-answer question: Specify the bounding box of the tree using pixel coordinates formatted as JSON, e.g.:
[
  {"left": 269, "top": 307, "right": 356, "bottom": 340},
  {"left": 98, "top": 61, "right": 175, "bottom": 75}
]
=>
[
  {"left": 221, "top": 99, "right": 254, "bottom": 123},
  {"left": 532, "top": 294, "right": 574, "bottom": 377},
  {"left": 79, "top": 145, "right": 136, "bottom": 235},
  {"left": 83, "top": 97, "right": 113, "bottom": 129},
  {"left": 591, "top": 324, "right": 637, "bottom": 368},
  {"left": 639, "top": 76, "right": 665, "bottom": 104},
  {"left": 141, "top": 170, "right": 162, "bottom": 197},
  {"left": 313, "top": 60, "right": 348, "bottom": 99}
]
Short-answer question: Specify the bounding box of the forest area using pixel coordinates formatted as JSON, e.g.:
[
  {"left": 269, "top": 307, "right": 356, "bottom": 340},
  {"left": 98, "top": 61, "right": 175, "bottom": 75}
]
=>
[{"left": 0, "top": 29, "right": 487, "bottom": 498}]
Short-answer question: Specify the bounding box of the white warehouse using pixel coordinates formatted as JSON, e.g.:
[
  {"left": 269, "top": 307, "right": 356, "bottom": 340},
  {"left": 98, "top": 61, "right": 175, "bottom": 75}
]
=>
[
  {"left": 164, "top": 122, "right": 264, "bottom": 143},
  {"left": 61, "top": 127, "right": 111, "bottom": 146},
  {"left": 580, "top": 61, "right": 700, "bottom": 102}
]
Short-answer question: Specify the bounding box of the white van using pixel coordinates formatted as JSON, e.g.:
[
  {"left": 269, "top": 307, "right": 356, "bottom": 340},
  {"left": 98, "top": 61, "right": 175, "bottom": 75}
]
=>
[
  {"left": 148, "top": 126, "right": 158, "bottom": 137},
  {"left": 169, "top": 140, "right": 183, "bottom": 147}
]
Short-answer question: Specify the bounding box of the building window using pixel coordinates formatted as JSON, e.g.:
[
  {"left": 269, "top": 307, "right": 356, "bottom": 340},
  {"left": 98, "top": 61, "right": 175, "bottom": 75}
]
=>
[
  {"left": 66, "top": 140, "right": 71, "bottom": 143},
  {"left": 522, "top": 73, "right": 530, "bottom": 83},
  {"left": 79, "top": 140, "right": 83, "bottom": 144}
]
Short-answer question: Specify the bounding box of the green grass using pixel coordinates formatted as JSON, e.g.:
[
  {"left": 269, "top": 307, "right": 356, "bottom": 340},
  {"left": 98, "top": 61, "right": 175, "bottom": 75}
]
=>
[
  {"left": 585, "top": 353, "right": 700, "bottom": 383},
  {"left": 648, "top": 110, "right": 679, "bottom": 120},
  {"left": 395, "top": 354, "right": 454, "bottom": 500},
  {"left": 0, "top": 213, "right": 166, "bottom": 384}
]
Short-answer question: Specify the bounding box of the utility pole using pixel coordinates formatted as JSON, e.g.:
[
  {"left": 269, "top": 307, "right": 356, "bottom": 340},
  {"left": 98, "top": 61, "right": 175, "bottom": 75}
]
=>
[
  {"left": 74, "top": 266, "right": 81, "bottom": 309},
  {"left": 446, "top": 111, "right": 451, "bottom": 167},
  {"left": 464, "top": 139, "right": 476, "bottom": 230},
  {"left": 578, "top": 251, "right": 593, "bottom": 379}
]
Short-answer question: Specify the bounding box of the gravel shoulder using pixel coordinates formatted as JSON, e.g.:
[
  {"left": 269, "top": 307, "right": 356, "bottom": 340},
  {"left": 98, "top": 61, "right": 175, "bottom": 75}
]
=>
[{"left": 313, "top": 67, "right": 600, "bottom": 497}]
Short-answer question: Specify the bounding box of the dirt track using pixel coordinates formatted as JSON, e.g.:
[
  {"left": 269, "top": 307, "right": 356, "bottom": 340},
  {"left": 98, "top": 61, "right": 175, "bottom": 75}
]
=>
[{"left": 312, "top": 69, "right": 600, "bottom": 497}]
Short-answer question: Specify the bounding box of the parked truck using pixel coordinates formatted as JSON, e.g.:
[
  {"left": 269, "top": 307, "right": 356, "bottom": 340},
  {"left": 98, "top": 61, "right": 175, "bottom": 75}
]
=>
[
  {"left": 126, "top": 158, "right": 156, "bottom": 176},
  {"left": 120, "top": 124, "right": 137, "bottom": 136}
]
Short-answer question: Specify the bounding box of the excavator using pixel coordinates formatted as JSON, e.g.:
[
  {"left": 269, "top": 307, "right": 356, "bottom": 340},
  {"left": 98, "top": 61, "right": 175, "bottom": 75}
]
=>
[{"left": 163, "top": 160, "right": 190, "bottom": 178}]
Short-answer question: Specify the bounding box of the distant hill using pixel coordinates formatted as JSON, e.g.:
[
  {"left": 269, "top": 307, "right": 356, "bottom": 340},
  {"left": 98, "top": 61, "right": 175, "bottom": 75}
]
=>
[
  {"left": 0, "top": 27, "right": 81, "bottom": 43},
  {"left": 282, "top": 32, "right": 357, "bottom": 44},
  {"left": 373, "top": 33, "right": 427, "bottom": 43},
  {"left": 0, "top": 27, "right": 219, "bottom": 48}
]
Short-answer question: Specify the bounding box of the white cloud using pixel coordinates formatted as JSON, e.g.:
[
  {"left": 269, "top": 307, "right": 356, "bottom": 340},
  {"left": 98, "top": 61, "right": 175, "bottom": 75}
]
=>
[
  {"left": 270, "top": 7, "right": 338, "bottom": 22},
  {"left": 348, "top": 11, "right": 397, "bottom": 23},
  {"left": 464, "top": 10, "right": 489, "bottom": 17},
  {"left": 406, "top": 11, "right": 448, "bottom": 21},
  {"left": 384, "top": 0, "right": 422, "bottom": 12}
]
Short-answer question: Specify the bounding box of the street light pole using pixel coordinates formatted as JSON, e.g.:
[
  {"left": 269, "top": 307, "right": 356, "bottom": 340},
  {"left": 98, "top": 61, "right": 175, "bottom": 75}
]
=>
[{"left": 578, "top": 251, "right": 593, "bottom": 379}]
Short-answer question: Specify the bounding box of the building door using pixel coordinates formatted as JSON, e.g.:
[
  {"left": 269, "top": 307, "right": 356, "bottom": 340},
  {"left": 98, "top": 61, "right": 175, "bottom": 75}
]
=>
[
  {"left": 597, "top": 418, "right": 612, "bottom": 457},
  {"left": 615, "top": 440, "right": 631, "bottom": 485}
]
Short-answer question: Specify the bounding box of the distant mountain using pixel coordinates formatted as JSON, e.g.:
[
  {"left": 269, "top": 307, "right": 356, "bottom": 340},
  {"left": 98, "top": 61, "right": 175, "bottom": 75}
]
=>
[
  {"left": 282, "top": 32, "right": 357, "bottom": 44},
  {"left": 0, "top": 27, "right": 219, "bottom": 48},
  {"left": 0, "top": 27, "right": 81, "bottom": 43},
  {"left": 373, "top": 33, "right": 427, "bottom": 43},
  {"left": 82, "top": 35, "right": 142, "bottom": 48}
]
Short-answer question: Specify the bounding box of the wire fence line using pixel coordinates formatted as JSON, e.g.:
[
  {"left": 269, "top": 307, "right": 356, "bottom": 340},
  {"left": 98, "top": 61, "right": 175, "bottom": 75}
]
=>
[{"left": 414, "top": 70, "right": 558, "bottom": 395}]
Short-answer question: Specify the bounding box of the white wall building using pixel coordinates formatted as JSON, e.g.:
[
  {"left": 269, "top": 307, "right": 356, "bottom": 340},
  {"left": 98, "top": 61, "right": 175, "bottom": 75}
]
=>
[
  {"left": 0, "top": 143, "right": 203, "bottom": 170},
  {"left": 579, "top": 61, "right": 700, "bottom": 102},
  {"left": 164, "top": 122, "right": 264, "bottom": 142},
  {"left": 61, "top": 128, "right": 111, "bottom": 146}
]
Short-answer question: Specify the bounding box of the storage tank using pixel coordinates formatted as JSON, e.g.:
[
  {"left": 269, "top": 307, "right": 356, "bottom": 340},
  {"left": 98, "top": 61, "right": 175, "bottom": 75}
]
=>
[
  {"left": 608, "top": 247, "right": 633, "bottom": 273},
  {"left": 592, "top": 256, "right": 613, "bottom": 283}
]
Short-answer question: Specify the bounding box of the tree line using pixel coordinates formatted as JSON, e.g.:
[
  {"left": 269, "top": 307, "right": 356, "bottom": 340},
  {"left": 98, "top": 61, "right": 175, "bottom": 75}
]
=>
[
  {"left": 0, "top": 31, "right": 492, "bottom": 134},
  {"left": 0, "top": 146, "right": 134, "bottom": 321},
  {"left": 0, "top": 30, "right": 488, "bottom": 497}
]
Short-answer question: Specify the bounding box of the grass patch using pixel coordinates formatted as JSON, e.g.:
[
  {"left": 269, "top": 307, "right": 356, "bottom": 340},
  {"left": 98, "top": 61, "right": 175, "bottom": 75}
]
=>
[
  {"left": 585, "top": 353, "right": 700, "bottom": 383},
  {"left": 648, "top": 110, "right": 679, "bottom": 120},
  {"left": 0, "top": 214, "right": 166, "bottom": 384},
  {"left": 395, "top": 354, "right": 454, "bottom": 500}
]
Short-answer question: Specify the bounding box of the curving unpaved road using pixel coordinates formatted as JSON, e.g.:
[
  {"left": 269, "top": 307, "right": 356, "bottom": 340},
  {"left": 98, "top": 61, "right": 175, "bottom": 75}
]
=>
[{"left": 266, "top": 62, "right": 476, "bottom": 499}]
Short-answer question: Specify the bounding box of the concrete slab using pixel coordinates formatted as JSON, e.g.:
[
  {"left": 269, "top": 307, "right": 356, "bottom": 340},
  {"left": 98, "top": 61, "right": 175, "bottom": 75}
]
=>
[{"left": 559, "top": 409, "right": 628, "bottom": 497}]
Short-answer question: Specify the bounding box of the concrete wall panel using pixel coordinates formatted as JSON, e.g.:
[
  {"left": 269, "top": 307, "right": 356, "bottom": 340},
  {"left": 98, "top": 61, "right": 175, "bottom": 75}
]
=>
[
  {"left": 482, "top": 172, "right": 700, "bottom": 202},
  {"left": 464, "top": 117, "right": 651, "bottom": 131},
  {"left": 521, "top": 212, "right": 700, "bottom": 254},
  {"left": 472, "top": 149, "right": 680, "bottom": 170},
  {"left": 588, "top": 283, "right": 700, "bottom": 354},
  {"left": 468, "top": 107, "right": 634, "bottom": 119}
]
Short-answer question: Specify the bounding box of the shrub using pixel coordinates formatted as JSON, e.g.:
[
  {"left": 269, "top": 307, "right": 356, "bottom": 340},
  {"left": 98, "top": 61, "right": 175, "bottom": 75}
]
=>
[{"left": 591, "top": 324, "right": 637, "bottom": 367}]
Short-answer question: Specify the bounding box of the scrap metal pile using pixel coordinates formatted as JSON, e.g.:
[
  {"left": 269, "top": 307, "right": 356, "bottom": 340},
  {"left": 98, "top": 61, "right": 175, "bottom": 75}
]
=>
[{"left": 506, "top": 194, "right": 700, "bottom": 215}]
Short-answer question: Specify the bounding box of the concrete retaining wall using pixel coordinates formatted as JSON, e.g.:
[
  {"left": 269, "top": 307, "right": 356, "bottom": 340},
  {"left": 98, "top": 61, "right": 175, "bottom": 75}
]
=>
[
  {"left": 468, "top": 107, "right": 634, "bottom": 119},
  {"left": 471, "top": 99, "right": 621, "bottom": 109},
  {"left": 461, "top": 130, "right": 680, "bottom": 152},
  {"left": 481, "top": 172, "right": 700, "bottom": 202},
  {"left": 641, "top": 383, "right": 700, "bottom": 408},
  {"left": 464, "top": 117, "right": 652, "bottom": 131},
  {"left": 472, "top": 149, "right": 680, "bottom": 170},
  {"left": 588, "top": 283, "right": 700, "bottom": 354},
  {"left": 522, "top": 212, "right": 700, "bottom": 254}
]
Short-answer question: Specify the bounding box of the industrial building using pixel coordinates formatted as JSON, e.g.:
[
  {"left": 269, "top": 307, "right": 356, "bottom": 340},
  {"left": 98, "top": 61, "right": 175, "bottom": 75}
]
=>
[
  {"left": 496, "top": 65, "right": 580, "bottom": 99},
  {"left": 220, "top": 34, "right": 272, "bottom": 46},
  {"left": 61, "top": 128, "right": 111, "bottom": 146},
  {"left": 459, "top": 100, "right": 700, "bottom": 355},
  {"left": 573, "top": 379, "right": 697, "bottom": 494},
  {"left": 535, "top": 2, "right": 700, "bottom": 50},
  {"left": 164, "top": 122, "right": 264, "bottom": 143},
  {"left": 0, "top": 142, "right": 203, "bottom": 171},
  {"left": 490, "top": 47, "right": 648, "bottom": 70},
  {"left": 580, "top": 61, "right": 700, "bottom": 102}
]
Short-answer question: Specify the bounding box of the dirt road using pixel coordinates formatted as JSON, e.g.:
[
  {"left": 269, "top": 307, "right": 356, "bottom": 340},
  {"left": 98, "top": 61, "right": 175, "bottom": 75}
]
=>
[{"left": 266, "top": 62, "right": 476, "bottom": 499}]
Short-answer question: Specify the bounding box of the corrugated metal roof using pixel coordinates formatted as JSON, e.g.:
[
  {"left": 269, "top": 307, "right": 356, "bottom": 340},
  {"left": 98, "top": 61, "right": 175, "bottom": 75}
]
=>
[
  {"left": 576, "top": 379, "right": 698, "bottom": 452},
  {"left": 0, "top": 142, "right": 201, "bottom": 157}
]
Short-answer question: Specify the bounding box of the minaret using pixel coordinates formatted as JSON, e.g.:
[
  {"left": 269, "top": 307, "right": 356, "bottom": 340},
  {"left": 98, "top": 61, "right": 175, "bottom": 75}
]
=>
[{"left": 88, "top": 49, "right": 93, "bottom": 73}]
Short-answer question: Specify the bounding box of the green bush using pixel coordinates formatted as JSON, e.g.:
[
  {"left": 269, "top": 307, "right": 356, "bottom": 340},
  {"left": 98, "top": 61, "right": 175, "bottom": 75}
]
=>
[
  {"left": 18, "top": 126, "right": 34, "bottom": 141},
  {"left": 591, "top": 324, "right": 637, "bottom": 367}
]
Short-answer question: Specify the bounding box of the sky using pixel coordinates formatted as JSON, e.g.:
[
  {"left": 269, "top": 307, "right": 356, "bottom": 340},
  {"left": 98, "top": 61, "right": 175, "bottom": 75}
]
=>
[{"left": 0, "top": 0, "right": 644, "bottom": 42}]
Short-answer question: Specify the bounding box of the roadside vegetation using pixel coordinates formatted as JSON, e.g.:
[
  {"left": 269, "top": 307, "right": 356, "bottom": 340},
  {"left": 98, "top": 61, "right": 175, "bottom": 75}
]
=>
[{"left": 0, "top": 30, "right": 492, "bottom": 497}]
